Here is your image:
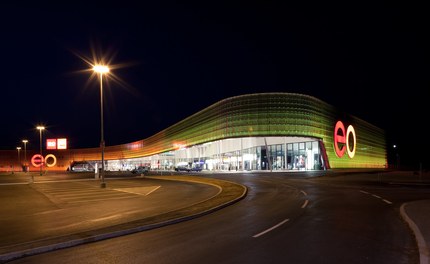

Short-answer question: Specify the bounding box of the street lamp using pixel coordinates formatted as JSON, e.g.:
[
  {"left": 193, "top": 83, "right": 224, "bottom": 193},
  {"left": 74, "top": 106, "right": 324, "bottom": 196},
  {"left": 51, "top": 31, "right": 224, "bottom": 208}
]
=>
[
  {"left": 16, "top": 146, "right": 21, "bottom": 163},
  {"left": 93, "top": 64, "right": 109, "bottom": 188},
  {"left": 36, "top": 126, "right": 45, "bottom": 176},
  {"left": 22, "top": 139, "right": 28, "bottom": 172},
  {"left": 16, "top": 147, "right": 21, "bottom": 172}
]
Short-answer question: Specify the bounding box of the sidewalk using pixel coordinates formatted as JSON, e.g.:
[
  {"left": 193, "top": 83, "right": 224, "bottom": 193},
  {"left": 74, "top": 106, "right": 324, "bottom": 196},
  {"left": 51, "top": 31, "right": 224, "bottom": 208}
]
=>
[{"left": 0, "top": 175, "right": 247, "bottom": 263}]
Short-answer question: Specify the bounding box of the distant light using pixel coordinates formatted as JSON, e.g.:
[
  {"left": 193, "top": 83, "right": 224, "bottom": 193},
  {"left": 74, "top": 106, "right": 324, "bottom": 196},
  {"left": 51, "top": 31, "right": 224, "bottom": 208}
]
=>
[
  {"left": 16, "top": 147, "right": 21, "bottom": 150},
  {"left": 93, "top": 65, "right": 110, "bottom": 74},
  {"left": 36, "top": 126, "right": 45, "bottom": 131},
  {"left": 393, "top": 144, "right": 397, "bottom": 148},
  {"left": 22, "top": 139, "right": 28, "bottom": 143}
]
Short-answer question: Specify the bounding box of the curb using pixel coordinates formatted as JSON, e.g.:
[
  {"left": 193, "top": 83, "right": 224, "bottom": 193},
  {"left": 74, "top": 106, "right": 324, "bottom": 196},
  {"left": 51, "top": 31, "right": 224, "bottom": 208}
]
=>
[{"left": 400, "top": 203, "right": 430, "bottom": 264}]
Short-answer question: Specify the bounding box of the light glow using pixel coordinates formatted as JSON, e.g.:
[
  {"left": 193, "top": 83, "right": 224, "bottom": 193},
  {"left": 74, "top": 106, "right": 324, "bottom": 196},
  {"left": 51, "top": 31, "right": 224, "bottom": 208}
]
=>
[
  {"left": 71, "top": 46, "right": 140, "bottom": 100},
  {"left": 93, "top": 65, "right": 110, "bottom": 74}
]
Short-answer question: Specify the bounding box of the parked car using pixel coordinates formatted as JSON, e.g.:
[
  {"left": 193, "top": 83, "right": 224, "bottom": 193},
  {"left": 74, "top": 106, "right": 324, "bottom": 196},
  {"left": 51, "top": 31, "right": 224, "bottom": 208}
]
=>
[
  {"left": 131, "top": 166, "right": 150, "bottom": 174},
  {"left": 174, "top": 162, "right": 190, "bottom": 172},
  {"left": 174, "top": 162, "right": 203, "bottom": 172}
]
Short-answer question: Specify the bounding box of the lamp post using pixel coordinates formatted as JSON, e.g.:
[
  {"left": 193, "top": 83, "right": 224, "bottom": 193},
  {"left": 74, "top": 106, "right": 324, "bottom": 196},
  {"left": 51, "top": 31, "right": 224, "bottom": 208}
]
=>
[
  {"left": 22, "top": 139, "right": 28, "bottom": 172},
  {"left": 93, "top": 64, "right": 109, "bottom": 188},
  {"left": 16, "top": 147, "right": 21, "bottom": 173},
  {"left": 36, "top": 126, "right": 45, "bottom": 176},
  {"left": 16, "top": 146, "right": 21, "bottom": 164}
]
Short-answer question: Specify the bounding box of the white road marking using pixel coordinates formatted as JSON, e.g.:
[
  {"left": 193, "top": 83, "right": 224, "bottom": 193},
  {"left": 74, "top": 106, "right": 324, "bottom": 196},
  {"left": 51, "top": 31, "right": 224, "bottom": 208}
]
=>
[
  {"left": 302, "top": 199, "right": 309, "bottom": 208},
  {"left": 253, "top": 219, "right": 289, "bottom": 238},
  {"left": 113, "top": 186, "right": 161, "bottom": 196},
  {"left": 146, "top": 186, "right": 161, "bottom": 195},
  {"left": 360, "top": 190, "right": 392, "bottom": 206},
  {"left": 301, "top": 190, "right": 308, "bottom": 196},
  {"left": 382, "top": 199, "right": 393, "bottom": 205}
]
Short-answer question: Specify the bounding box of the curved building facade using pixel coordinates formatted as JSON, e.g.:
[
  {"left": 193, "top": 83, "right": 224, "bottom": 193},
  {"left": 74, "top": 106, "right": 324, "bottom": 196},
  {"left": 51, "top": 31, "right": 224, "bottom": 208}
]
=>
[{"left": 0, "top": 93, "right": 387, "bottom": 172}]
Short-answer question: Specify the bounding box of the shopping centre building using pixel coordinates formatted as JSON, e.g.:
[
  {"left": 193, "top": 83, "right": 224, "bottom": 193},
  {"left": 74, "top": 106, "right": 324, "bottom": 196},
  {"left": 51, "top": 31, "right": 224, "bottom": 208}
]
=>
[{"left": 0, "top": 93, "right": 387, "bottom": 172}]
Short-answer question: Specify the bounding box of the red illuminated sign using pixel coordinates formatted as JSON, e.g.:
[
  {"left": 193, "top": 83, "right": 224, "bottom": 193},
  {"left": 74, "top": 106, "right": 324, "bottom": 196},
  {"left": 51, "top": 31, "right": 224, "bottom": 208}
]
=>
[
  {"left": 334, "top": 121, "right": 356, "bottom": 158},
  {"left": 31, "top": 154, "right": 44, "bottom": 167},
  {"left": 31, "top": 154, "right": 57, "bottom": 167},
  {"left": 46, "top": 139, "right": 57, "bottom": 150}
]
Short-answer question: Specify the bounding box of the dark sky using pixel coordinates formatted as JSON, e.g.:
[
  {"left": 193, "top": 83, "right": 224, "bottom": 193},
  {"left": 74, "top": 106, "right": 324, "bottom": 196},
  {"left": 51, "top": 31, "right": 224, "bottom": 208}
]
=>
[{"left": 0, "top": 2, "right": 428, "bottom": 168}]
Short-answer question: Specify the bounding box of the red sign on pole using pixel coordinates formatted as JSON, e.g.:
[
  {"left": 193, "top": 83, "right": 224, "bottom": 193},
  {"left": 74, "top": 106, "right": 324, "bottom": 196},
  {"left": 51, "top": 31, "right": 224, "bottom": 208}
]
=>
[{"left": 46, "top": 139, "right": 57, "bottom": 150}]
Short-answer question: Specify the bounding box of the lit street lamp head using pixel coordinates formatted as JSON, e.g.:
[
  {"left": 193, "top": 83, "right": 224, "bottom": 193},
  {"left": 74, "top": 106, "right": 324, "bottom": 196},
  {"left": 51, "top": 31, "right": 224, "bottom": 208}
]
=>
[
  {"left": 36, "top": 126, "right": 45, "bottom": 131},
  {"left": 93, "top": 65, "right": 110, "bottom": 74}
]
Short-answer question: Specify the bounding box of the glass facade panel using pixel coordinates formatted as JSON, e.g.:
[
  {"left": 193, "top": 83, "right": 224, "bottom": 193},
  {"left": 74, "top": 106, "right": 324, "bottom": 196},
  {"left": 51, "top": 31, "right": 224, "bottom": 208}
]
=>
[{"left": 101, "top": 137, "right": 323, "bottom": 172}]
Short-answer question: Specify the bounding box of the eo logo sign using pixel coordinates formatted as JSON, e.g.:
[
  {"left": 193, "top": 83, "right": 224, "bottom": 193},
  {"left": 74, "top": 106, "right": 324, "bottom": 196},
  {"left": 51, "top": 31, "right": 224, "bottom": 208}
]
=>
[
  {"left": 334, "top": 121, "right": 356, "bottom": 158},
  {"left": 31, "top": 154, "right": 57, "bottom": 168}
]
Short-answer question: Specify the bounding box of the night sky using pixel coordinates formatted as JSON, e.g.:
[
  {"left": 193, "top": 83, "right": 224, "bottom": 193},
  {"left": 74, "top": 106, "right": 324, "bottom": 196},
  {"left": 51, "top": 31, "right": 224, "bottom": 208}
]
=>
[{"left": 1, "top": 3, "right": 428, "bottom": 169}]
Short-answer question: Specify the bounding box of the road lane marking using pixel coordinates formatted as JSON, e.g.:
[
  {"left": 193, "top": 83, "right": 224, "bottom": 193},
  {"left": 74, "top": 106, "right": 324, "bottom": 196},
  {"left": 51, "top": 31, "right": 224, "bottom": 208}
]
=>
[
  {"left": 360, "top": 190, "right": 392, "bottom": 206},
  {"left": 382, "top": 199, "right": 393, "bottom": 205},
  {"left": 301, "top": 190, "right": 307, "bottom": 196},
  {"left": 113, "top": 186, "right": 161, "bottom": 196},
  {"left": 146, "top": 186, "right": 161, "bottom": 195},
  {"left": 253, "top": 219, "right": 289, "bottom": 238},
  {"left": 301, "top": 199, "right": 309, "bottom": 208}
]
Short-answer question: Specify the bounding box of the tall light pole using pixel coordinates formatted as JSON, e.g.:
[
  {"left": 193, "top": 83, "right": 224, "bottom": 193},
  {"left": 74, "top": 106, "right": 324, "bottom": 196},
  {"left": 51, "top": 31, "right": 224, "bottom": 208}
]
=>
[
  {"left": 22, "top": 139, "right": 28, "bottom": 172},
  {"left": 93, "top": 64, "right": 109, "bottom": 188},
  {"left": 36, "top": 126, "right": 45, "bottom": 176},
  {"left": 16, "top": 147, "right": 21, "bottom": 172},
  {"left": 16, "top": 146, "right": 21, "bottom": 163}
]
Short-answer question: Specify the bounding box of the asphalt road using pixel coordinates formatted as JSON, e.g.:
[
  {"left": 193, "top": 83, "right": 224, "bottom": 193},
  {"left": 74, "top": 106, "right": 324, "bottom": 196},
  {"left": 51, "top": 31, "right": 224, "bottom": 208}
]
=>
[{"left": 6, "top": 171, "right": 430, "bottom": 264}]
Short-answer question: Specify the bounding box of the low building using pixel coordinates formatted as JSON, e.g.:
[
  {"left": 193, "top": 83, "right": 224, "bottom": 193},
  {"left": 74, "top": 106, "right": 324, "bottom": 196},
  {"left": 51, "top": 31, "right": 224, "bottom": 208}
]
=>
[{"left": 0, "top": 93, "right": 387, "bottom": 172}]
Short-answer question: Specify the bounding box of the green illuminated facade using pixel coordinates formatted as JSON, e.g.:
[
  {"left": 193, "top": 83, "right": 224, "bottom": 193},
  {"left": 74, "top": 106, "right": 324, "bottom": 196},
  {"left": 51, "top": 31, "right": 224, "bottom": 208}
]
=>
[{"left": 68, "top": 92, "right": 386, "bottom": 172}]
